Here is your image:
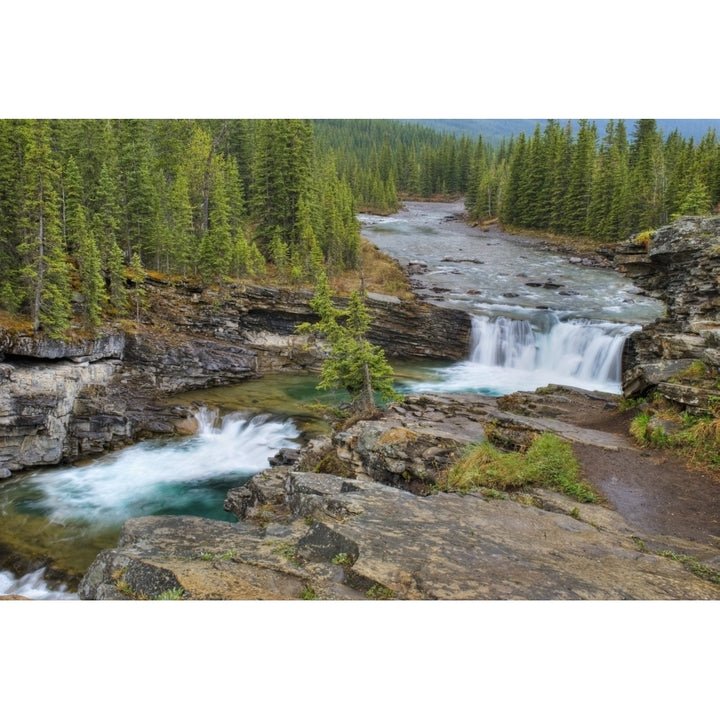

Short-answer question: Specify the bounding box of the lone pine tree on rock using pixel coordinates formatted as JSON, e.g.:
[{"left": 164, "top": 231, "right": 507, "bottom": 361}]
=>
[{"left": 297, "top": 272, "right": 400, "bottom": 415}]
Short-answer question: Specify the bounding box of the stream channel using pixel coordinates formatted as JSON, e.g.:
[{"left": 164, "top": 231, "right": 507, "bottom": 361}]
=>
[{"left": 0, "top": 200, "right": 665, "bottom": 599}]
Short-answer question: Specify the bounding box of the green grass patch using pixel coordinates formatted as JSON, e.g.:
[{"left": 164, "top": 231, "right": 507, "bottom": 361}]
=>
[
  {"left": 366, "top": 583, "right": 395, "bottom": 600},
  {"left": 155, "top": 587, "right": 186, "bottom": 600},
  {"left": 271, "top": 541, "right": 300, "bottom": 567},
  {"left": 300, "top": 585, "right": 317, "bottom": 600},
  {"left": 630, "top": 405, "right": 720, "bottom": 469},
  {"left": 445, "top": 432, "right": 599, "bottom": 503},
  {"left": 659, "top": 551, "right": 720, "bottom": 585}
]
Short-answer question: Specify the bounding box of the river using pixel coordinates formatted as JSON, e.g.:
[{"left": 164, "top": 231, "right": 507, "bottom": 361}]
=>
[
  {"left": 0, "top": 201, "right": 664, "bottom": 598},
  {"left": 361, "top": 201, "right": 663, "bottom": 396}
]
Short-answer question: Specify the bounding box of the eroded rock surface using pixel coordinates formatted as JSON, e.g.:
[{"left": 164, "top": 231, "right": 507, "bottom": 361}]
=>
[
  {"left": 79, "top": 389, "right": 720, "bottom": 601},
  {"left": 0, "top": 280, "right": 469, "bottom": 476},
  {"left": 79, "top": 468, "right": 720, "bottom": 601},
  {"left": 618, "top": 216, "right": 720, "bottom": 403}
]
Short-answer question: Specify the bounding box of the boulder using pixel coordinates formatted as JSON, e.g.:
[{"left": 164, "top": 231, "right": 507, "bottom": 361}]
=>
[{"left": 78, "top": 387, "right": 720, "bottom": 601}]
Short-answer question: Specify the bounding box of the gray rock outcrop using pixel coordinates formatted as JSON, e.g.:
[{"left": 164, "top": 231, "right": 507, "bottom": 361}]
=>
[
  {"left": 79, "top": 461, "right": 720, "bottom": 602},
  {"left": 79, "top": 389, "right": 720, "bottom": 601},
  {"left": 0, "top": 280, "right": 471, "bottom": 477},
  {"left": 618, "top": 216, "right": 720, "bottom": 404}
]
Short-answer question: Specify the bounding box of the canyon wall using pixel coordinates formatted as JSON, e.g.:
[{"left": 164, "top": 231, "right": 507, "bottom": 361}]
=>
[
  {"left": 617, "top": 215, "right": 720, "bottom": 409},
  {"left": 0, "top": 282, "right": 471, "bottom": 476}
]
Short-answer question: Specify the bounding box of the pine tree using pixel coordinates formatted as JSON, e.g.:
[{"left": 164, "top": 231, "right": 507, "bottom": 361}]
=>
[
  {"left": 165, "top": 168, "right": 195, "bottom": 276},
  {"left": 0, "top": 119, "right": 23, "bottom": 311},
  {"left": 17, "top": 120, "right": 72, "bottom": 336},
  {"left": 115, "top": 120, "right": 159, "bottom": 263},
  {"left": 296, "top": 273, "right": 400, "bottom": 414},
  {"left": 520, "top": 124, "right": 550, "bottom": 229},
  {"left": 57, "top": 119, "right": 117, "bottom": 216},
  {"left": 61, "top": 156, "right": 84, "bottom": 253},
  {"left": 76, "top": 221, "right": 105, "bottom": 329},
  {"left": 629, "top": 119, "right": 666, "bottom": 229},
  {"left": 93, "top": 161, "right": 126, "bottom": 313},
  {"left": 664, "top": 130, "right": 693, "bottom": 220},
  {"left": 500, "top": 133, "right": 528, "bottom": 226},
  {"left": 64, "top": 157, "right": 105, "bottom": 328},
  {"left": 548, "top": 122, "right": 574, "bottom": 234},
  {"left": 250, "top": 119, "right": 314, "bottom": 249},
  {"left": 128, "top": 250, "right": 146, "bottom": 326},
  {"left": 677, "top": 178, "right": 712, "bottom": 216},
  {"left": 199, "top": 154, "right": 233, "bottom": 283},
  {"left": 563, "top": 120, "right": 597, "bottom": 236},
  {"left": 269, "top": 229, "right": 290, "bottom": 281}
]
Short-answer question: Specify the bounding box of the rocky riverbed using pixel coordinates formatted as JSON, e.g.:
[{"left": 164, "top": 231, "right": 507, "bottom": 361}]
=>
[{"left": 79, "top": 387, "right": 720, "bottom": 600}]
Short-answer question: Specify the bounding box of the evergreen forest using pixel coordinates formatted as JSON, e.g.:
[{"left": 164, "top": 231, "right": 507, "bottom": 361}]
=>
[{"left": 1, "top": 118, "right": 719, "bottom": 339}]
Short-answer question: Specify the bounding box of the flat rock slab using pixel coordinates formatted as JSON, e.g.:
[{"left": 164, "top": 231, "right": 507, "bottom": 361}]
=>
[{"left": 79, "top": 470, "right": 720, "bottom": 601}]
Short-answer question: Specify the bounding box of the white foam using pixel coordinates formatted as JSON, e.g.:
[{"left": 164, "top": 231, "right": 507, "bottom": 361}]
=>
[{"left": 24, "top": 410, "right": 299, "bottom": 524}]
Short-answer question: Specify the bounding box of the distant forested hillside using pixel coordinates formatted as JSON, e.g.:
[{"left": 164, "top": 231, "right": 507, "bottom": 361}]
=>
[
  {"left": 408, "top": 119, "right": 720, "bottom": 143},
  {"left": 314, "top": 119, "right": 482, "bottom": 211}
]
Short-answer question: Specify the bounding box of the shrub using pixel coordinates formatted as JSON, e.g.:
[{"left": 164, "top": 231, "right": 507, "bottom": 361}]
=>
[{"left": 445, "top": 433, "right": 598, "bottom": 503}]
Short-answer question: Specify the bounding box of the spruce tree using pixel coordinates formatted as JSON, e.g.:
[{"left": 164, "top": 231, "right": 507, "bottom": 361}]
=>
[
  {"left": 548, "top": 122, "right": 574, "bottom": 234},
  {"left": 629, "top": 119, "right": 666, "bottom": 229},
  {"left": 0, "top": 119, "right": 23, "bottom": 311},
  {"left": 166, "top": 169, "right": 195, "bottom": 276},
  {"left": 94, "top": 161, "right": 127, "bottom": 313},
  {"left": 500, "top": 133, "right": 528, "bottom": 226},
  {"left": 677, "top": 178, "right": 712, "bottom": 216},
  {"left": 65, "top": 157, "right": 105, "bottom": 328},
  {"left": 76, "top": 220, "right": 105, "bottom": 330},
  {"left": 199, "top": 154, "right": 233, "bottom": 283},
  {"left": 563, "top": 120, "right": 597, "bottom": 236},
  {"left": 250, "top": 119, "right": 314, "bottom": 249},
  {"left": 128, "top": 250, "right": 146, "bottom": 326},
  {"left": 296, "top": 273, "right": 400, "bottom": 414},
  {"left": 17, "top": 120, "right": 72, "bottom": 336},
  {"left": 116, "top": 120, "right": 159, "bottom": 263}
]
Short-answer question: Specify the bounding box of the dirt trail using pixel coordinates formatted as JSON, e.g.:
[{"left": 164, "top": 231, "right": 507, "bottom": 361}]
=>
[{"left": 553, "top": 394, "right": 720, "bottom": 553}]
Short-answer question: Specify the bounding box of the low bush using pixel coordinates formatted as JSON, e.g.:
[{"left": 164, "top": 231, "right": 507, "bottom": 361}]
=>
[{"left": 445, "top": 433, "right": 598, "bottom": 503}]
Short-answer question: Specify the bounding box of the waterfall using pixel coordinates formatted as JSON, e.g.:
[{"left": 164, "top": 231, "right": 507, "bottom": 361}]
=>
[
  {"left": 470, "top": 314, "right": 632, "bottom": 384},
  {"left": 0, "top": 567, "right": 77, "bottom": 600},
  {"left": 405, "top": 313, "right": 638, "bottom": 396},
  {"left": 28, "top": 409, "right": 300, "bottom": 525},
  {"left": 0, "top": 408, "right": 300, "bottom": 599}
]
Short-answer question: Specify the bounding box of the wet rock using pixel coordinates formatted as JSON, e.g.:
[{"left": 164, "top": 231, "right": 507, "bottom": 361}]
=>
[
  {"left": 618, "top": 216, "right": 720, "bottom": 404},
  {"left": 0, "top": 276, "right": 471, "bottom": 475},
  {"left": 332, "top": 394, "right": 492, "bottom": 493},
  {"left": 0, "top": 360, "right": 122, "bottom": 471},
  {"left": 441, "top": 257, "right": 484, "bottom": 264},
  {"left": 0, "top": 330, "right": 125, "bottom": 362},
  {"left": 78, "top": 387, "right": 720, "bottom": 600},
  {"left": 81, "top": 466, "right": 720, "bottom": 601}
]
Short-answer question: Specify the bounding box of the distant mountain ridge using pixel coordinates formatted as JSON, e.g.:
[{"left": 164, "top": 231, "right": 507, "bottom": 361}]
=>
[{"left": 407, "top": 119, "right": 720, "bottom": 143}]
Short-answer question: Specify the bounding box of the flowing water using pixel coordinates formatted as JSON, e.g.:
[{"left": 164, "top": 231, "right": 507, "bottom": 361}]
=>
[
  {"left": 1, "top": 201, "right": 665, "bottom": 598},
  {"left": 361, "top": 200, "right": 664, "bottom": 396},
  {"left": 0, "top": 407, "right": 301, "bottom": 598}
]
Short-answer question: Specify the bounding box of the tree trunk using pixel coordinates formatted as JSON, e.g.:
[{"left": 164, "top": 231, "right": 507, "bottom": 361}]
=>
[{"left": 354, "top": 361, "right": 376, "bottom": 413}]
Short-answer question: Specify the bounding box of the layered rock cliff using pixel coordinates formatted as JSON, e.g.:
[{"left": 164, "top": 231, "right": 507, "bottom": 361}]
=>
[
  {"left": 617, "top": 215, "right": 720, "bottom": 408},
  {"left": 0, "top": 280, "right": 470, "bottom": 476}
]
